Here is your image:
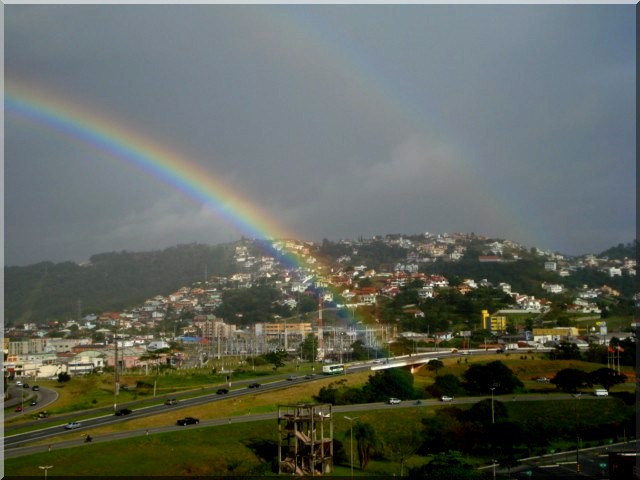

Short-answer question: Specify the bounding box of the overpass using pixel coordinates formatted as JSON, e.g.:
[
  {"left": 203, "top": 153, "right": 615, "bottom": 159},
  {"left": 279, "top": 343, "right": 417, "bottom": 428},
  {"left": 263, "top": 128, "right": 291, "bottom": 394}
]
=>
[{"left": 369, "top": 353, "right": 441, "bottom": 374}]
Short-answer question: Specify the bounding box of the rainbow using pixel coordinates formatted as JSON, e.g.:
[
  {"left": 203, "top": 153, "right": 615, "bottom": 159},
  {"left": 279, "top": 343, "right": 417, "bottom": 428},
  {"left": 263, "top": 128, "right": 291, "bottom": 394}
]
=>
[{"left": 5, "top": 80, "right": 308, "bottom": 268}]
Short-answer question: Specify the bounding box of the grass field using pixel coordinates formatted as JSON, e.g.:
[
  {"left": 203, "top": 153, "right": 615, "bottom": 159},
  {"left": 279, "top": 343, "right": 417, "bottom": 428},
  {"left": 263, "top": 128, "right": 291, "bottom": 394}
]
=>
[
  {"left": 5, "top": 396, "right": 632, "bottom": 477},
  {"left": 5, "top": 404, "right": 435, "bottom": 477},
  {"left": 4, "top": 356, "right": 635, "bottom": 476}
]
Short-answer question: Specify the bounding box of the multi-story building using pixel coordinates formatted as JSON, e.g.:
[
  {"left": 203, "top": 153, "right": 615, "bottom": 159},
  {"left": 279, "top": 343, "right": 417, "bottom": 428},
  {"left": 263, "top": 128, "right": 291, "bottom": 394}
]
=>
[
  {"left": 254, "top": 322, "right": 312, "bottom": 338},
  {"left": 481, "top": 310, "right": 506, "bottom": 333}
]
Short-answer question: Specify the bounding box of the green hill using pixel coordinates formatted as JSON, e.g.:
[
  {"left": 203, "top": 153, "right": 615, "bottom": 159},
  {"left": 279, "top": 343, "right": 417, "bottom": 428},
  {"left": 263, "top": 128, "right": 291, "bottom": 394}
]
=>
[{"left": 4, "top": 243, "right": 237, "bottom": 326}]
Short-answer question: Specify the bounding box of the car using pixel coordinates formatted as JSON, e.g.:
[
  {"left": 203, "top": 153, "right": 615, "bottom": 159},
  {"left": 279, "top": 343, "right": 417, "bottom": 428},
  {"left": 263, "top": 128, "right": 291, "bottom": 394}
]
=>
[
  {"left": 32, "top": 385, "right": 40, "bottom": 391},
  {"left": 164, "top": 398, "right": 178, "bottom": 405},
  {"left": 15, "top": 406, "right": 23, "bottom": 412},
  {"left": 115, "top": 408, "right": 132, "bottom": 416},
  {"left": 247, "top": 383, "right": 260, "bottom": 388},
  {"left": 440, "top": 396, "right": 454, "bottom": 402},
  {"left": 216, "top": 388, "right": 229, "bottom": 395},
  {"left": 535, "top": 377, "right": 550, "bottom": 383},
  {"left": 176, "top": 417, "right": 199, "bottom": 426},
  {"left": 65, "top": 421, "right": 82, "bottom": 430},
  {"left": 496, "top": 348, "right": 505, "bottom": 354},
  {"left": 388, "top": 397, "right": 401, "bottom": 405},
  {"left": 303, "top": 374, "right": 314, "bottom": 379},
  {"left": 37, "top": 411, "right": 50, "bottom": 419},
  {"left": 15, "top": 381, "right": 22, "bottom": 386},
  {"left": 287, "top": 376, "right": 297, "bottom": 381},
  {"left": 30, "top": 400, "right": 38, "bottom": 406},
  {"left": 22, "top": 383, "right": 30, "bottom": 388}
]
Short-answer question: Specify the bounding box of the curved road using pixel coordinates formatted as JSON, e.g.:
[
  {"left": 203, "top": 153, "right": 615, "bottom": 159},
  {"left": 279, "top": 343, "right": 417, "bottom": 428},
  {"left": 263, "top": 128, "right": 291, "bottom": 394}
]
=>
[
  {"left": 5, "top": 349, "right": 555, "bottom": 455},
  {"left": 5, "top": 391, "right": 606, "bottom": 459}
]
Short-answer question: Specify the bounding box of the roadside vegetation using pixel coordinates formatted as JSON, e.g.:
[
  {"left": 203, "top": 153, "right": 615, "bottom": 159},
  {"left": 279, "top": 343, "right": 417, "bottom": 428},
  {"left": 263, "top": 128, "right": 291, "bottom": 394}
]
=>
[
  {"left": 5, "top": 395, "right": 633, "bottom": 477},
  {"left": 5, "top": 354, "right": 636, "bottom": 477}
]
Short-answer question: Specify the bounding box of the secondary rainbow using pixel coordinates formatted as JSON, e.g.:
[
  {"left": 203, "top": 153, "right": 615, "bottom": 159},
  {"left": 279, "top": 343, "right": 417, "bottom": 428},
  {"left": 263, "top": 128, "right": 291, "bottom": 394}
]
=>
[{"left": 5, "top": 81, "right": 303, "bottom": 262}]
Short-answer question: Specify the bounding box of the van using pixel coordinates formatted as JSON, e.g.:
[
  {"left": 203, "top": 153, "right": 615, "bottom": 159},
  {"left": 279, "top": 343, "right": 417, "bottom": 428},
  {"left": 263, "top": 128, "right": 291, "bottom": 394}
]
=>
[{"left": 594, "top": 389, "right": 608, "bottom": 397}]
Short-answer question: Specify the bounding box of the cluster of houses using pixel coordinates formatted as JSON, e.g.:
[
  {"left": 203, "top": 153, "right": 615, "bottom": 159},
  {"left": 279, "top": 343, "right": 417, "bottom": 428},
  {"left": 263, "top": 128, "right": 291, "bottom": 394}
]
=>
[{"left": 4, "top": 234, "right": 635, "bottom": 380}]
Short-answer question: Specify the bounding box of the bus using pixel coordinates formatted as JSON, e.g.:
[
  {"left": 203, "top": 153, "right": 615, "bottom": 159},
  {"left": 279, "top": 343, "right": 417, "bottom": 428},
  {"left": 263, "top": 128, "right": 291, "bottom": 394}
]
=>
[{"left": 322, "top": 364, "right": 345, "bottom": 375}]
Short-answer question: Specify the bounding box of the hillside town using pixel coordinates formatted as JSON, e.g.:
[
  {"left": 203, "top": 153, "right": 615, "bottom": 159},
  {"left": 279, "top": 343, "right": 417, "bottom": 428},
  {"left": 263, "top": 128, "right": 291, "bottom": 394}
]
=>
[{"left": 4, "top": 233, "right": 637, "bottom": 380}]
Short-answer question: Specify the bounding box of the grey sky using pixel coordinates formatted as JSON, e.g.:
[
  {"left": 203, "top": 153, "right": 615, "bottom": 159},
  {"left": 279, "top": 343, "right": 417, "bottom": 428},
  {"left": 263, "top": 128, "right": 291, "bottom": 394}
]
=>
[{"left": 4, "top": 4, "right": 636, "bottom": 266}]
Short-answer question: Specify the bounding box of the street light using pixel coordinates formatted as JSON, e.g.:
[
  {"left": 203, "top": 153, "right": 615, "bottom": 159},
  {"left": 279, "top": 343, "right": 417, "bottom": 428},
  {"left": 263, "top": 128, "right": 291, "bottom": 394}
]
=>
[
  {"left": 489, "top": 387, "right": 496, "bottom": 424},
  {"left": 39, "top": 465, "right": 53, "bottom": 479},
  {"left": 344, "top": 416, "right": 359, "bottom": 478}
]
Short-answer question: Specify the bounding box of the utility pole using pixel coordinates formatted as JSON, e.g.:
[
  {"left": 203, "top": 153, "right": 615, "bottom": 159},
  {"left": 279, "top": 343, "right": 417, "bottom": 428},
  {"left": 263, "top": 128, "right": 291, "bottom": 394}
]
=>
[
  {"left": 344, "top": 416, "right": 358, "bottom": 478},
  {"left": 490, "top": 387, "right": 495, "bottom": 424},
  {"left": 113, "top": 326, "right": 119, "bottom": 411}
]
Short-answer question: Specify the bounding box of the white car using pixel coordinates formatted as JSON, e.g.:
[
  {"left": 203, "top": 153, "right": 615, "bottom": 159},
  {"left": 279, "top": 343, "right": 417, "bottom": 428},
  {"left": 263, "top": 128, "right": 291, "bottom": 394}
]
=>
[
  {"left": 65, "top": 422, "right": 82, "bottom": 430},
  {"left": 388, "top": 397, "right": 401, "bottom": 405},
  {"left": 440, "top": 396, "right": 454, "bottom": 402}
]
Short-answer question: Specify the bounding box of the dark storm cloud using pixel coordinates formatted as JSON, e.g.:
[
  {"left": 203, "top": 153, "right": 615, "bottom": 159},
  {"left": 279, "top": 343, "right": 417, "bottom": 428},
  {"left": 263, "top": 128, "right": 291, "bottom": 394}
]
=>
[{"left": 4, "top": 4, "right": 635, "bottom": 265}]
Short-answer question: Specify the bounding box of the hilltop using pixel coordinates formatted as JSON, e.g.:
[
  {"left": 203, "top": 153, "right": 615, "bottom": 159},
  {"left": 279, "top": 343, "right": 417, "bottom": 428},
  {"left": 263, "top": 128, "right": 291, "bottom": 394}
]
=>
[{"left": 4, "top": 233, "right": 637, "bottom": 327}]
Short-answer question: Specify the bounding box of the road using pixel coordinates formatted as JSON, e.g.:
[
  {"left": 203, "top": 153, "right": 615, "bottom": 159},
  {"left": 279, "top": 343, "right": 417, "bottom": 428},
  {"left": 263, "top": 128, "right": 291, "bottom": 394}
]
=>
[
  {"left": 4, "top": 349, "right": 554, "bottom": 454},
  {"left": 510, "top": 439, "right": 639, "bottom": 479},
  {"left": 4, "top": 384, "right": 58, "bottom": 420},
  {"left": 5, "top": 389, "right": 607, "bottom": 459}
]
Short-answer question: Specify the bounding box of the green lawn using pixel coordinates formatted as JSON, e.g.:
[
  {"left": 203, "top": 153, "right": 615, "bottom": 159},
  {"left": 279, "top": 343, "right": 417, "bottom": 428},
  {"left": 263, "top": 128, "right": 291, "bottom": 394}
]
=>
[
  {"left": 4, "top": 356, "right": 635, "bottom": 476},
  {"left": 5, "top": 396, "right": 633, "bottom": 477},
  {"left": 5, "top": 407, "right": 434, "bottom": 477}
]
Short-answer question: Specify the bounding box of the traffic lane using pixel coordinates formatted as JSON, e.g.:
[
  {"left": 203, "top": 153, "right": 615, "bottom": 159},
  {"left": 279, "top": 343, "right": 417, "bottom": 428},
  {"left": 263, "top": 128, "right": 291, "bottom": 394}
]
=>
[
  {"left": 514, "top": 439, "right": 638, "bottom": 479},
  {"left": 6, "top": 386, "right": 600, "bottom": 448},
  {"left": 5, "top": 376, "right": 315, "bottom": 447},
  {"left": 4, "top": 386, "right": 44, "bottom": 419}
]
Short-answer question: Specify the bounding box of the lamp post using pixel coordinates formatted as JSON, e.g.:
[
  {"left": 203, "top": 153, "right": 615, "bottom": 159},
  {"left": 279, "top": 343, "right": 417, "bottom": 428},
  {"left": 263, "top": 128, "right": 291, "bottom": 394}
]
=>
[
  {"left": 39, "top": 465, "right": 53, "bottom": 479},
  {"left": 344, "top": 416, "right": 358, "bottom": 478},
  {"left": 489, "top": 387, "right": 496, "bottom": 424},
  {"left": 575, "top": 394, "right": 581, "bottom": 473}
]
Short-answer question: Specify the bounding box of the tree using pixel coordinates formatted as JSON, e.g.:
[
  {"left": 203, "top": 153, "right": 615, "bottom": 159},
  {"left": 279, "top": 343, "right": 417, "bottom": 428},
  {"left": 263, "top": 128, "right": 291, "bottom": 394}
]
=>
[
  {"left": 463, "top": 361, "right": 523, "bottom": 394},
  {"left": 354, "top": 421, "right": 378, "bottom": 470},
  {"left": 364, "top": 368, "right": 415, "bottom": 401},
  {"left": 350, "top": 340, "right": 370, "bottom": 361},
  {"left": 549, "top": 341, "right": 582, "bottom": 360},
  {"left": 384, "top": 427, "right": 421, "bottom": 477},
  {"left": 263, "top": 350, "right": 287, "bottom": 370},
  {"left": 426, "top": 359, "right": 444, "bottom": 376},
  {"left": 550, "top": 368, "right": 591, "bottom": 393},
  {"left": 299, "top": 333, "right": 318, "bottom": 362},
  {"left": 57, "top": 372, "right": 71, "bottom": 383},
  {"left": 465, "top": 398, "right": 508, "bottom": 425},
  {"left": 588, "top": 367, "right": 626, "bottom": 391},
  {"left": 408, "top": 451, "right": 483, "bottom": 479},
  {"left": 426, "top": 373, "right": 465, "bottom": 399}
]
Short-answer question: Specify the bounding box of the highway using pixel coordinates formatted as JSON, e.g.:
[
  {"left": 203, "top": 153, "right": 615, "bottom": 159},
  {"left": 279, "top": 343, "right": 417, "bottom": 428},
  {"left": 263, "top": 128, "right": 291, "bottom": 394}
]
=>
[{"left": 4, "top": 349, "right": 553, "bottom": 454}]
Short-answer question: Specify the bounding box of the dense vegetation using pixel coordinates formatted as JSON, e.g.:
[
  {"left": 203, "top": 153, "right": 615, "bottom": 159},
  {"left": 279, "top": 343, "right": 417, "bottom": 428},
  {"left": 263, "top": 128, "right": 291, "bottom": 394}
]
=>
[
  {"left": 598, "top": 240, "right": 637, "bottom": 260},
  {"left": 4, "top": 243, "right": 237, "bottom": 325},
  {"left": 5, "top": 237, "right": 636, "bottom": 328}
]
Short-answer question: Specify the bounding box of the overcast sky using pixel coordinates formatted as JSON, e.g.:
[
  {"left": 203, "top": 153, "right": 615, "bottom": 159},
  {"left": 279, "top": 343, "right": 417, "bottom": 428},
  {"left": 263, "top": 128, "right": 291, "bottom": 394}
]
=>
[{"left": 4, "top": 4, "right": 636, "bottom": 266}]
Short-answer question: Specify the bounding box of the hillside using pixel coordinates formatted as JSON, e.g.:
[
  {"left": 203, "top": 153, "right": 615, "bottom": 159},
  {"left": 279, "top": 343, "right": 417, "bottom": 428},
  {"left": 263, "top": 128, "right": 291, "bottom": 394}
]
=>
[
  {"left": 4, "top": 243, "right": 237, "bottom": 326},
  {"left": 598, "top": 240, "right": 638, "bottom": 260},
  {"left": 4, "top": 235, "right": 637, "bottom": 327}
]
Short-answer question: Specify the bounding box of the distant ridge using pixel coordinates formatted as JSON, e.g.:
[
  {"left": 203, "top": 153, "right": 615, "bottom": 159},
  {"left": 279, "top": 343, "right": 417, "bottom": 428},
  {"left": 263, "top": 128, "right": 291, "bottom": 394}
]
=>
[{"left": 4, "top": 235, "right": 636, "bottom": 327}]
